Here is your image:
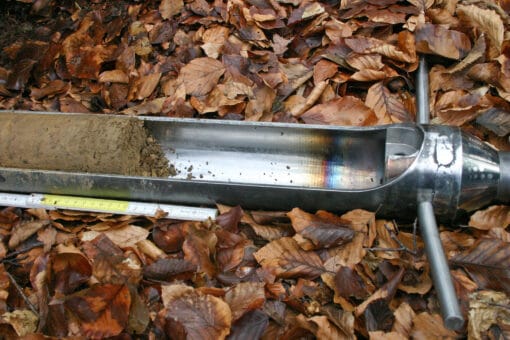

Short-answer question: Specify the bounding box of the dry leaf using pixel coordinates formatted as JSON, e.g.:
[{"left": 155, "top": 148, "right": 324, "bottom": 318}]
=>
[
  {"left": 457, "top": 5, "right": 504, "bottom": 53},
  {"left": 468, "top": 290, "right": 510, "bottom": 340},
  {"left": 301, "top": 96, "right": 378, "bottom": 126},
  {"left": 469, "top": 205, "right": 510, "bottom": 230},
  {"left": 365, "top": 82, "right": 412, "bottom": 122},
  {"left": 158, "top": 286, "right": 232, "bottom": 340},
  {"left": 159, "top": 0, "right": 183, "bottom": 19},
  {"left": 65, "top": 284, "right": 131, "bottom": 338},
  {"left": 254, "top": 237, "right": 325, "bottom": 279},
  {"left": 451, "top": 238, "right": 510, "bottom": 294},
  {"left": 178, "top": 57, "right": 226, "bottom": 96},
  {"left": 9, "top": 219, "right": 50, "bottom": 249},
  {"left": 225, "top": 282, "right": 265, "bottom": 322},
  {"left": 410, "top": 312, "right": 457, "bottom": 339},
  {"left": 81, "top": 225, "right": 149, "bottom": 248},
  {"left": 416, "top": 23, "right": 471, "bottom": 60}
]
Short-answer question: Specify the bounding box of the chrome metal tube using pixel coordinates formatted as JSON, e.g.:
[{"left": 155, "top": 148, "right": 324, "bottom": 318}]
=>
[
  {"left": 418, "top": 201, "right": 464, "bottom": 330},
  {"left": 417, "top": 57, "right": 430, "bottom": 124}
]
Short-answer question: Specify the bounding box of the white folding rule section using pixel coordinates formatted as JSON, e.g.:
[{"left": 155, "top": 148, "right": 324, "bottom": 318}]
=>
[{"left": 0, "top": 192, "right": 218, "bottom": 221}]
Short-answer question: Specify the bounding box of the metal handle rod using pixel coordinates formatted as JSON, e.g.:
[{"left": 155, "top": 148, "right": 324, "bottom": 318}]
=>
[
  {"left": 418, "top": 201, "right": 464, "bottom": 330},
  {"left": 417, "top": 57, "right": 430, "bottom": 124},
  {"left": 416, "top": 55, "right": 464, "bottom": 330}
]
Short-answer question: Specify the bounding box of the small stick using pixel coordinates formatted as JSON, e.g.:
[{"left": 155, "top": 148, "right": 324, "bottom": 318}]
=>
[{"left": 5, "top": 270, "right": 39, "bottom": 317}]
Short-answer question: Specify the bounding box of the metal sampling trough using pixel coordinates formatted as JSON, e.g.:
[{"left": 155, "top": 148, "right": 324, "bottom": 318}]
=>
[{"left": 0, "top": 111, "right": 507, "bottom": 223}]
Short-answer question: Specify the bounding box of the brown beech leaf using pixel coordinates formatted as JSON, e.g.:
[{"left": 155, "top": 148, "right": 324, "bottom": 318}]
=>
[
  {"left": 225, "top": 282, "right": 265, "bottom": 322},
  {"left": 296, "top": 314, "right": 354, "bottom": 340},
  {"left": 6, "top": 58, "right": 37, "bottom": 91},
  {"left": 228, "top": 310, "right": 269, "bottom": 340},
  {"left": 81, "top": 225, "right": 149, "bottom": 248},
  {"left": 52, "top": 245, "right": 92, "bottom": 295},
  {"left": 366, "top": 82, "right": 412, "bottom": 122},
  {"left": 183, "top": 225, "right": 218, "bottom": 278},
  {"left": 355, "top": 267, "right": 404, "bottom": 316},
  {"left": 416, "top": 23, "right": 471, "bottom": 60},
  {"left": 288, "top": 2, "right": 325, "bottom": 26},
  {"left": 0, "top": 264, "right": 9, "bottom": 315},
  {"left": 143, "top": 258, "right": 196, "bottom": 282},
  {"left": 216, "top": 205, "right": 243, "bottom": 232},
  {"left": 29, "top": 253, "right": 50, "bottom": 332},
  {"left": 411, "top": 312, "right": 456, "bottom": 339},
  {"left": 287, "top": 208, "right": 354, "bottom": 250},
  {"left": 407, "top": 0, "right": 434, "bottom": 11},
  {"left": 129, "top": 72, "right": 162, "bottom": 101},
  {"left": 301, "top": 96, "right": 378, "bottom": 126},
  {"left": 253, "top": 237, "right": 325, "bottom": 279},
  {"left": 30, "top": 80, "right": 69, "bottom": 100},
  {"left": 451, "top": 238, "right": 510, "bottom": 294},
  {"left": 201, "top": 26, "right": 230, "bottom": 59},
  {"left": 345, "top": 34, "right": 415, "bottom": 63},
  {"left": 178, "top": 57, "right": 225, "bottom": 96},
  {"left": 158, "top": 286, "right": 231, "bottom": 340},
  {"left": 313, "top": 59, "right": 338, "bottom": 85},
  {"left": 457, "top": 5, "right": 504, "bottom": 52},
  {"left": 159, "top": 0, "right": 183, "bottom": 19},
  {"left": 98, "top": 70, "right": 129, "bottom": 84},
  {"left": 82, "top": 233, "right": 142, "bottom": 285},
  {"left": 364, "top": 299, "right": 395, "bottom": 332},
  {"left": 9, "top": 219, "right": 50, "bottom": 249},
  {"left": 334, "top": 265, "right": 369, "bottom": 299},
  {"left": 152, "top": 221, "right": 186, "bottom": 253},
  {"left": 65, "top": 284, "right": 131, "bottom": 339},
  {"left": 391, "top": 302, "right": 415, "bottom": 338},
  {"left": 468, "top": 205, "right": 510, "bottom": 230}
]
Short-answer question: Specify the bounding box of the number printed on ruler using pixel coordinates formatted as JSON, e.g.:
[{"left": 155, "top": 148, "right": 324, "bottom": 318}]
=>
[{"left": 42, "top": 194, "right": 129, "bottom": 212}]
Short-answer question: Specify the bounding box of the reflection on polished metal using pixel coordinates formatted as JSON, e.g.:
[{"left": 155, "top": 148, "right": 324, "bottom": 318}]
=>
[{"left": 0, "top": 111, "right": 508, "bottom": 223}]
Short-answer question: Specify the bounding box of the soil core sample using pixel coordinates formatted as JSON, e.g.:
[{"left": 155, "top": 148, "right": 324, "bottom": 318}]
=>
[{"left": 0, "top": 113, "right": 171, "bottom": 177}]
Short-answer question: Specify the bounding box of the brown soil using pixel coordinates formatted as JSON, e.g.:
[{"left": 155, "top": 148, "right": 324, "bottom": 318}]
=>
[{"left": 0, "top": 113, "right": 171, "bottom": 177}]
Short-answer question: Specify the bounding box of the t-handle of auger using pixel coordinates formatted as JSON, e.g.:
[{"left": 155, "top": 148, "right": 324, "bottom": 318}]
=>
[{"left": 416, "top": 56, "right": 464, "bottom": 330}]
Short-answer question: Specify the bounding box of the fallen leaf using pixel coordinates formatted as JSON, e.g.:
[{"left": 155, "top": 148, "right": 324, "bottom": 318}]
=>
[
  {"left": 9, "top": 220, "right": 50, "bottom": 249},
  {"left": 451, "top": 238, "right": 510, "bottom": 294},
  {"left": 415, "top": 23, "right": 471, "bottom": 59},
  {"left": 355, "top": 267, "right": 404, "bottom": 316},
  {"left": 158, "top": 285, "right": 231, "bottom": 340},
  {"left": 334, "top": 265, "right": 369, "bottom": 299},
  {"left": 30, "top": 80, "right": 69, "bottom": 100},
  {"left": 301, "top": 96, "right": 378, "bottom": 126},
  {"left": 224, "top": 282, "right": 265, "bottom": 322},
  {"left": 81, "top": 225, "right": 149, "bottom": 248},
  {"left": 468, "top": 290, "right": 510, "bottom": 340},
  {"left": 457, "top": 5, "right": 504, "bottom": 53},
  {"left": 52, "top": 245, "right": 92, "bottom": 295},
  {"left": 410, "top": 312, "right": 457, "bottom": 339},
  {"left": 366, "top": 82, "right": 412, "bottom": 122},
  {"left": 391, "top": 302, "right": 415, "bottom": 338},
  {"left": 98, "top": 70, "right": 129, "bottom": 84},
  {"left": 469, "top": 205, "right": 510, "bottom": 230},
  {"left": 1, "top": 310, "right": 38, "bottom": 337},
  {"left": 228, "top": 310, "right": 269, "bottom": 340},
  {"left": 65, "top": 284, "right": 131, "bottom": 338},
  {"left": 254, "top": 237, "right": 325, "bottom": 279},
  {"left": 178, "top": 57, "right": 225, "bottom": 96},
  {"left": 159, "top": 0, "right": 183, "bottom": 19},
  {"left": 143, "top": 258, "right": 196, "bottom": 282},
  {"left": 296, "top": 314, "right": 354, "bottom": 340}
]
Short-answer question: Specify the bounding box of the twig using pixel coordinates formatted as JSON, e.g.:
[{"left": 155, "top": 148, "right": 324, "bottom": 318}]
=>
[
  {"left": 0, "top": 241, "right": 43, "bottom": 264},
  {"left": 365, "top": 220, "right": 419, "bottom": 256},
  {"left": 5, "top": 270, "right": 39, "bottom": 317}
]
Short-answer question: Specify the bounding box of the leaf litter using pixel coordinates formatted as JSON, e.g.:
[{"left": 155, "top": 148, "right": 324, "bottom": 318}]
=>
[{"left": 1, "top": 0, "right": 510, "bottom": 338}]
